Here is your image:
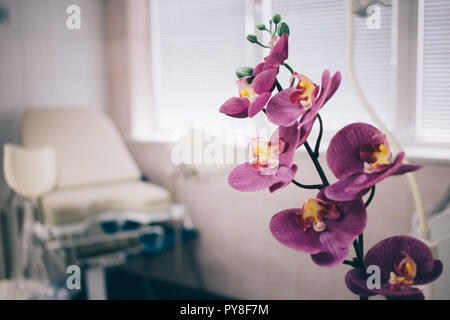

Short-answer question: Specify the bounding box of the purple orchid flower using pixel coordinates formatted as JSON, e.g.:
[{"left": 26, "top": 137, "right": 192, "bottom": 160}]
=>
[
  {"left": 345, "top": 235, "right": 443, "bottom": 300},
  {"left": 228, "top": 122, "right": 299, "bottom": 193},
  {"left": 270, "top": 189, "right": 366, "bottom": 267},
  {"left": 266, "top": 70, "right": 341, "bottom": 147},
  {"left": 219, "top": 68, "right": 278, "bottom": 118},
  {"left": 220, "top": 34, "right": 289, "bottom": 119},
  {"left": 325, "top": 123, "right": 423, "bottom": 201},
  {"left": 253, "top": 34, "right": 289, "bottom": 76}
]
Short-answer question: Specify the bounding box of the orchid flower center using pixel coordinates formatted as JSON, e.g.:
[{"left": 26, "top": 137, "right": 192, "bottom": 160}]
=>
[
  {"left": 295, "top": 198, "right": 341, "bottom": 232},
  {"left": 389, "top": 252, "right": 417, "bottom": 290},
  {"left": 289, "top": 73, "right": 318, "bottom": 110},
  {"left": 269, "top": 35, "right": 278, "bottom": 47},
  {"left": 237, "top": 78, "right": 257, "bottom": 102},
  {"left": 359, "top": 135, "right": 392, "bottom": 173},
  {"left": 249, "top": 137, "right": 285, "bottom": 175}
]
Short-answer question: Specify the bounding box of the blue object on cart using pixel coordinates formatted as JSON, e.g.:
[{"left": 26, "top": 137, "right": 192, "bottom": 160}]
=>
[{"left": 139, "top": 224, "right": 198, "bottom": 255}]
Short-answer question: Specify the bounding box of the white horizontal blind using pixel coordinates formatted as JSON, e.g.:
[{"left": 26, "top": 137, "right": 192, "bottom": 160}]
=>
[
  {"left": 417, "top": 0, "right": 450, "bottom": 143},
  {"left": 271, "top": 0, "right": 396, "bottom": 130},
  {"left": 151, "top": 0, "right": 250, "bottom": 132}
]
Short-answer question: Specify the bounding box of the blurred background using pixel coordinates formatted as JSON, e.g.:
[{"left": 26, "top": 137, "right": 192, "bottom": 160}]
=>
[{"left": 0, "top": 0, "right": 449, "bottom": 300}]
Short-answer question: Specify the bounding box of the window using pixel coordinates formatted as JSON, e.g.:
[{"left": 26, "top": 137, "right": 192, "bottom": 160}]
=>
[
  {"left": 149, "top": 0, "right": 449, "bottom": 151},
  {"left": 417, "top": 0, "right": 450, "bottom": 143},
  {"left": 150, "top": 0, "right": 252, "bottom": 134},
  {"left": 272, "top": 0, "right": 395, "bottom": 131}
]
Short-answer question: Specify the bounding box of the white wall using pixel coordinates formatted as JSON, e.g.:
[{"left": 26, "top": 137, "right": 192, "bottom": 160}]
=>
[
  {"left": 128, "top": 141, "right": 450, "bottom": 299},
  {"left": 0, "top": 0, "right": 106, "bottom": 201}
]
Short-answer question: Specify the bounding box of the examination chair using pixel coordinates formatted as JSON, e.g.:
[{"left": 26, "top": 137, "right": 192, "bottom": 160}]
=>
[{"left": 3, "top": 107, "right": 201, "bottom": 299}]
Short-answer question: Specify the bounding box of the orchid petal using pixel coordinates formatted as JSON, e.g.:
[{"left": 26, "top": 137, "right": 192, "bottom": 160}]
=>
[
  {"left": 326, "top": 122, "right": 386, "bottom": 179},
  {"left": 266, "top": 88, "right": 305, "bottom": 127},
  {"left": 219, "top": 97, "right": 249, "bottom": 118},
  {"left": 228, "top": 162, "right": 276, "bottom": 192},
  {"left": 269, "top": 208, "right": 323, "bottom": 254},
  {"left": 269, "top": 164, "right": 297, "bottom": 193},
  {"left": 248, "top": 92, "right": 271, "bottom": 118},
  {"left": 252, "top": 68, "right": 278, "bottom": 94},
  {"left": 311, "top": 245, "right": 349, "bottom": 267}
]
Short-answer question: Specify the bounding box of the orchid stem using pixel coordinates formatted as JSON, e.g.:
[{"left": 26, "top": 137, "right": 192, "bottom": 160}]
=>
[
  {"left": 291, "top": 179, "right": 323, "bottom": 190},
  {"left": 304, "top": 141, "right": 329, "bottom": 187},
  {"left": 353, "top": 240, "right": 364, "bottom": 269},
  {"left": 255, "top": 41, "right": 271, "bottom": 49},
  {"left": 314, "top": 114, "right": 323, "bottom": 157},
  {"left": 283, "top": 63, "right": 294, "bottom": 74},
  {"left": 364, "top": 186, "right": 376, "bottom": 207},
  {"left": 275, "top": 80, "right": 283, "bottom": 92},
  {"left": 343, "top": 260, "right": 358, "bottom": 268}
]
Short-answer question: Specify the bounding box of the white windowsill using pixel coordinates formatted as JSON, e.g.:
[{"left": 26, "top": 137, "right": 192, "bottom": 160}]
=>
[{"left": 125, "top": 132, "right": 450, "bottom": 166}]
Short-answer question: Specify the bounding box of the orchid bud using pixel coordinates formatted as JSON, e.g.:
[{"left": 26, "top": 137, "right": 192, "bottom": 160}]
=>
[
  {"left": 272, "top": 14, "right": 281, "bottom": 24},
  {"left": 246, "top": 34, "right": 258, "bottom": 43},
  {"left": 256, "top": 24, "right": 266, "bottom": 31},
  {"left": 236, "top": 66, "right": 254, "bottom": 79},
  {"left": 278, "top": 22, "right": 290, "bottom": 36}
]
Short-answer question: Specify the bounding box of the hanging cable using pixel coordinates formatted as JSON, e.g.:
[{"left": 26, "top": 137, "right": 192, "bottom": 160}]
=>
[{"left": 345, "top": 0, "right": 429, "bottom": 240}]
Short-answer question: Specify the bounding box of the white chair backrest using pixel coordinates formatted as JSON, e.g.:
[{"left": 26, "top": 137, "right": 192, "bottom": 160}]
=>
[
  {"left": 3, "top": 143, "right": 57, "bottom": 199},
  {"left": 21, "top": 108, "right": 140, "bottom": 189}
]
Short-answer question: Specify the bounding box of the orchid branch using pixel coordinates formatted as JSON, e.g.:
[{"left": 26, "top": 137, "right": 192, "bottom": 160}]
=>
[
  {"left": 304, "top": 141, "right": 329, "bottom": 187},
  {"left": 283, "top": 63, "right": 294, "bottom": 74},
  {"left": 314, "top": 114, "right": 323, "bottom": 157},
  {"left": 275, "top": 80, "right": 283, "bottom": 92},
  {"left": 364, "top": 186, "right": 376, "bottom": 207},
  {"left": 291, "top": 179, "right": 323, "bottom": 190},
  {"left": 256, "top": 41, "right": 272, "bottom": 49}
]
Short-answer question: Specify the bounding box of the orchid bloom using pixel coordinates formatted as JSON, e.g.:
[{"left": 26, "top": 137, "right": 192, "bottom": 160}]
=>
[
  {"left": 345, "top": 236, "right": 443, "bottom": 300},
  {"left": 270, "top": 189, "right": 366, "bottom": 267},
  {"left": 325, "top": 123, "right": 422, "bottom": 201},
  {"left": 253, "top": 33, "right": 289, "bottom": 76},
  {"left": 228, "top": 123, "right": 299, "bottom": 193},
  {"left": 266, "top": 70, "right": 341, "bottom": 147},
  {"left": 220, "top": 34, "right": 289, "bottom": 119},
  {"left": 219, "top": 68, "right": 278, "bottom": 118}
]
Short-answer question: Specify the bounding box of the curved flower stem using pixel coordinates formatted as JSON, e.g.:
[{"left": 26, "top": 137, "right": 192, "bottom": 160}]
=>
[
  {"left": 283, "top": 63, "right": 295, "bottom": 74},
  {"left": 364, "top": 186, "right": 376, "bottom": 207},
  {"left": 304, "top": 141, "right": 329, "bottom": 187},
  {"left": 314, "top": 114, "right": 324, "bottom": 157},
  {"left": 291, "top": 179, "right": 323, "bottom": 190},
  {"left": 255, "top": 41, "right": 272, "bottom": 49},
  {"left": 351, "top": 186, "right": 376, "bottom": 300},
  {"left": 275, "top": 80, "right": 283, "bottom": 92},
  {"left": 283, "top": 63, "right": 296, "bottom": 87}
]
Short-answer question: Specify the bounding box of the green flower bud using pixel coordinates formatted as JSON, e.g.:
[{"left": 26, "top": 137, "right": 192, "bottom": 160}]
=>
[
  {"left": 246, "top": 34, "right": 258, "bottom": 43},
  {"left": 278, "top": 22, "right": 290, "bottom": 36},
  {"left": 235, "top": 66, "right": 254, "bottom": 79},
  {"left": 272, "top": 14, "right": 281, "bottom": 24},
  {"left": 256, "top": 24, "right": 266, "bottom": 31}
]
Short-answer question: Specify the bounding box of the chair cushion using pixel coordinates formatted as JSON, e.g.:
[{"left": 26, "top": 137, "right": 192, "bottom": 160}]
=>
[
  {"left": 21, "top": 108, "right": 141, "bottom": 188},
  {"left": 41, "top": 181, "right": 171, "bottom": 225}
]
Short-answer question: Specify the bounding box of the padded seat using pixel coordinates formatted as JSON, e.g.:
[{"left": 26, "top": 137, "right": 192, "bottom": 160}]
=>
[
  {"left": 21, "top": 108, "right": 173, "bottom": 226},
  {"left": 41, "top": 180, "right": 171, "bottom": 225}
]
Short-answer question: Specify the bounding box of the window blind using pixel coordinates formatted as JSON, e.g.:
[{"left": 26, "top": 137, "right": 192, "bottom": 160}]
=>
[
  {"left": 417, "top": 0, "right": 450, "bottom": 143},
  {"left": 151, "top": 0, "right": 250, "bottom": 132},
  {"left": 271, "top": 0, "right": 396, "bottom": 130}
]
